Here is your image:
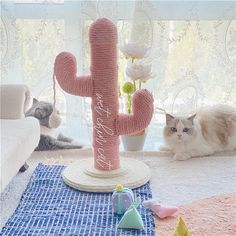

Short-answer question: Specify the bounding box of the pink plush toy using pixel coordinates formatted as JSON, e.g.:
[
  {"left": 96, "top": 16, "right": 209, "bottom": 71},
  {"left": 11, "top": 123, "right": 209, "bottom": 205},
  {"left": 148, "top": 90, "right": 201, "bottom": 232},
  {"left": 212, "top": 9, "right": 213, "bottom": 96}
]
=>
[
  {"left": 143, "top": 199, "right": 178, "bottom": 219},
  {"left": 54, "top": 18, "right": 153, "bottom": 171}
]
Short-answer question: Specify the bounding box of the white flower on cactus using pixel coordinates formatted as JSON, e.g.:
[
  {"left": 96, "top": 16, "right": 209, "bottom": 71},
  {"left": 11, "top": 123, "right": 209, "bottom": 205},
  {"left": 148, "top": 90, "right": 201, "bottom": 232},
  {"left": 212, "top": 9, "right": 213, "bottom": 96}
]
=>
[
  {"left": 126, "top": 63, "right": 152, "bottom": 82},
  {"left": 120, "top": 42, "right": 149, "bottom": 60}
]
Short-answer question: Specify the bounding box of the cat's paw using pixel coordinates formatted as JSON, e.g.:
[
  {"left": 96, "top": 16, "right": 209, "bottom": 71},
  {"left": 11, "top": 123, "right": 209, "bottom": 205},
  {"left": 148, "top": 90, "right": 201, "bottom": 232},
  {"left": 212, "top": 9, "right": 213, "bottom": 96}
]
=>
[{"left": 173, "top": 153, "right": 191, "bottom": 161}]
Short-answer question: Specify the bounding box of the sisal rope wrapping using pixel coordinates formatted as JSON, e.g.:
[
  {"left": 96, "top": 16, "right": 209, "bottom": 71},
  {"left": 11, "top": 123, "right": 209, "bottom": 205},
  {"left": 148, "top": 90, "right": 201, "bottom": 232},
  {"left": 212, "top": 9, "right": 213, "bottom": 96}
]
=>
[{"left": 54, "top": 18, "right": 154, "bottom": 171}]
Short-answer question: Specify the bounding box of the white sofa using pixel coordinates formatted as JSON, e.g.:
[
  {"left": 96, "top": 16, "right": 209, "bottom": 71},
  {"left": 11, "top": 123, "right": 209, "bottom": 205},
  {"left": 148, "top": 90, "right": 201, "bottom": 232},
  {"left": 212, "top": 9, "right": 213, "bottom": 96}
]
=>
[{"left": 0, "top": 84, "right": 40, "bottom": 193}]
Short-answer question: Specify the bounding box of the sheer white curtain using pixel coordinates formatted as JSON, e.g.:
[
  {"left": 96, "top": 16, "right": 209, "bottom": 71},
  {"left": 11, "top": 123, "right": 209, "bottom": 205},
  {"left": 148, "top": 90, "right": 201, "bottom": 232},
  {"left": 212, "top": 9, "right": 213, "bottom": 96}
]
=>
[
  {"left": 130, "top": 1, "right": 236, "bottom": 112},
  {"left": 1, "top": 0, "right": 235, "bottom": 149}
]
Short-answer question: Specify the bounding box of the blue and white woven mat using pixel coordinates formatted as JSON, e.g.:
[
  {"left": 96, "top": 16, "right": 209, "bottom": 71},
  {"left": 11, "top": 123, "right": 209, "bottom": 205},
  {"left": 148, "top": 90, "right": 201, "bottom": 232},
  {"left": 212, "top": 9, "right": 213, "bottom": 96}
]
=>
[{"left": 1, "top": 164, "right": 155, "bottom": 236}]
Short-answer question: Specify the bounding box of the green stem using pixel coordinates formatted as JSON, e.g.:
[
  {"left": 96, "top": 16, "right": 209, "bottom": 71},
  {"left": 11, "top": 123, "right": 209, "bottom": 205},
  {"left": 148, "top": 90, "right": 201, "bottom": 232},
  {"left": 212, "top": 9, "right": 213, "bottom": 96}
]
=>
[
  {"left": 139, "top": 80, "right": 141, "bottom": 90},
  {"left": 127, "top": 94, "right": 131, "bottom": 114},
  {"left": 133, "top": 80, "right": 136, "bottom": 91}
]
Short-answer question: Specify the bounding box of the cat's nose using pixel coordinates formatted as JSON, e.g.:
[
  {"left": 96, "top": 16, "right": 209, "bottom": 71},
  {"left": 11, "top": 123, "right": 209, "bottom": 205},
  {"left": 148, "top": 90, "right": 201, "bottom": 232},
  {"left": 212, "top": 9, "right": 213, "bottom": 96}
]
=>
[{"left": 177, "top": 134, "right": 182, "bottom": 137}]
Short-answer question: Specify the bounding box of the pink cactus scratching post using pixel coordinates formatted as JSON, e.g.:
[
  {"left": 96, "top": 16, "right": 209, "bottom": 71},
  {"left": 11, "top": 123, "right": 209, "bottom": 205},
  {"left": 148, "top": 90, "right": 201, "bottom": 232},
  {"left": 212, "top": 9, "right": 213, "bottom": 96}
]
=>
[{"left": 54, "top": 18, "right": 154, "bottom": 192}]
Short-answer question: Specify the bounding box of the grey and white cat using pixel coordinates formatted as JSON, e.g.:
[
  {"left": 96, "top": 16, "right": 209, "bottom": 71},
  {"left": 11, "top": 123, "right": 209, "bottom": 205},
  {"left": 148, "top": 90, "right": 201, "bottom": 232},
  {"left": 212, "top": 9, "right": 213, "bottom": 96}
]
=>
[
  {"left": 26, "top": 98, "right": 82, "bottom": 151},
  {"left": 162, "top": 105, "right": 236, "bottom": 160}
]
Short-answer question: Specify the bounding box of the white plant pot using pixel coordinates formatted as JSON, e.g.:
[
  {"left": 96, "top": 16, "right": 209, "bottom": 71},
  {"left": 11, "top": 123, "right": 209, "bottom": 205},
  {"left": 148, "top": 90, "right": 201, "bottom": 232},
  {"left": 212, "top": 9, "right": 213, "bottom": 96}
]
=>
[{"left": 121, "top": 129, "right": 147, "bottom": 151}]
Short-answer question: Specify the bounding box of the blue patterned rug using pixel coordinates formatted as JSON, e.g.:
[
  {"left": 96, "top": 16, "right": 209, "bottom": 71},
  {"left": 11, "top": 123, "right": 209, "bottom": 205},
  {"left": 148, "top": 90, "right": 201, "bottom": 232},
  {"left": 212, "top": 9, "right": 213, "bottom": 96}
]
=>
[{"left": 1, "top": 164, "right": 155, "bottom": 236}]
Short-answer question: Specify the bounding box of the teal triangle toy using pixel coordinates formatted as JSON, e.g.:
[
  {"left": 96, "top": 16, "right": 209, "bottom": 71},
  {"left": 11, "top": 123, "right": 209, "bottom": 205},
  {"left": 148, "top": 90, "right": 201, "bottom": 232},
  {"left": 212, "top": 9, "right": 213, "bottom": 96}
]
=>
[{"left": 118, "top": 197, "right": 144, "bottom": 230}]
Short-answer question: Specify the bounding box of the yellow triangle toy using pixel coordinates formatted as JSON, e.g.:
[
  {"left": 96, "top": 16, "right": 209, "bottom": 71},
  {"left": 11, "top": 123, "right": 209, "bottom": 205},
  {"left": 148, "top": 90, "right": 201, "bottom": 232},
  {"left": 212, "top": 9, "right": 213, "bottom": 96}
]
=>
[{"left": 172, "top": 217, "right": 192, "bottom": 236}]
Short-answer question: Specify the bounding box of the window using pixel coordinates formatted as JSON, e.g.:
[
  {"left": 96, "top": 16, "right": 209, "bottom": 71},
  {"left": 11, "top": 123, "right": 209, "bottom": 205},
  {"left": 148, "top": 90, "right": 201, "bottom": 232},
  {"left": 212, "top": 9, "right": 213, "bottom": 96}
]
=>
[
  {"left": 1, "top": 1, "right": 235, "bottom": 150},
  {"left": 16, "top": 19, "right": 65, "bottom": 93}
]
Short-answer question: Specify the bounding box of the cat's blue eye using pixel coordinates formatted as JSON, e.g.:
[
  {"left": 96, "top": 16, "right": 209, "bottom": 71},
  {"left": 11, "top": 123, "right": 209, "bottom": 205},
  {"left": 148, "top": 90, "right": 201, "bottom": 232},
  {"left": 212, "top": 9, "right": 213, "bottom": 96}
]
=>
[
  {"left": 171, "top": 127, "right": 177, "bottom": 132},
  {"left": 183, "top": 128, "right": 189, "bottom": 132}
]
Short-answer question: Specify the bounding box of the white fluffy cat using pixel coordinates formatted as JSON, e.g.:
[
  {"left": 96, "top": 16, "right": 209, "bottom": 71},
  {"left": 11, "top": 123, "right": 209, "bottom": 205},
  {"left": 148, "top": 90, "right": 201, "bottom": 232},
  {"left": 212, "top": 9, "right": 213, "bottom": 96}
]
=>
[{"left": 162, "top": 105, "right": 236, "bottom": 160}]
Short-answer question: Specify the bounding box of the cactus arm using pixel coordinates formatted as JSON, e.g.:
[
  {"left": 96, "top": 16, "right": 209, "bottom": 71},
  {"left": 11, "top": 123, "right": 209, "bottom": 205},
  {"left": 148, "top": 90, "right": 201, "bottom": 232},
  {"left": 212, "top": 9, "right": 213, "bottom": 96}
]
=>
[
  {"left": 56, "top": 74, "right": 93, "bottom": 97},
  {"left": 116, "top": 89, "right": 154, "bottom": 135},
  {"left": 54, "top": 52, "right": 93, "bottom": 97}
]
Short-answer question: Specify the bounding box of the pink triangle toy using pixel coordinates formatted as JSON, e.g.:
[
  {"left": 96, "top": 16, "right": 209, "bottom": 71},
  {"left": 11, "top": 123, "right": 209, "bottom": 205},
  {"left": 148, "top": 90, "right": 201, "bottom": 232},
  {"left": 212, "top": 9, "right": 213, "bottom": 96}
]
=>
[{"left": 143, "top": 199, "right": 178, "bottom": 219}]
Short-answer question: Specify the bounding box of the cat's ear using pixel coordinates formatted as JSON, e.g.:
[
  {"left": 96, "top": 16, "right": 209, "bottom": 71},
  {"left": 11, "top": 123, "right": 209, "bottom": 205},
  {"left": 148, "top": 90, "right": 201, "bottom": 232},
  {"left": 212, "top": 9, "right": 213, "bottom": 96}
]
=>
[
  {"left": 166, "top": 113, "right": 175, "bottom": 124},
  {"left": 33, "top": 98, "right": 39, "bottom": 104},
  {"left": 188, "top": 113, "right": 196, "bottom": 124}
]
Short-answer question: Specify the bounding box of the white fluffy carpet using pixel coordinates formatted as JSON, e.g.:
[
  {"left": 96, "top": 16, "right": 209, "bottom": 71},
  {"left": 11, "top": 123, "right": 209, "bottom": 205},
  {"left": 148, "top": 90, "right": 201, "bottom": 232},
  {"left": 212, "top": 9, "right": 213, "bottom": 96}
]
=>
[{"left": 1, "top": 149, "right": 236, "bottom": 229}]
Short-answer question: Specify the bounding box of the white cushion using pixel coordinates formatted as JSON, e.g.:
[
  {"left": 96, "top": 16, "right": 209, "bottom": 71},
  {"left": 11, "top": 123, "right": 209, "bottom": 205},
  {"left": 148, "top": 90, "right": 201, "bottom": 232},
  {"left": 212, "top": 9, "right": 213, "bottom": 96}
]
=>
[
  {"left": 0, "top": 84, "right": 31, "bottom": 119},
  {"left": 0, "top": 117, "right": 40, "bottom": 192}
]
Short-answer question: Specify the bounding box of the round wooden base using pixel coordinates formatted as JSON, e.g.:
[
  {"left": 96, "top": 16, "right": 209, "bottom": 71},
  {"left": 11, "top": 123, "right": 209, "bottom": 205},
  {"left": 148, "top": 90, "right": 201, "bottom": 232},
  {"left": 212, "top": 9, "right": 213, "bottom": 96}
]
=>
[{"left": 62, "top": 158, "right": 151, "bottom": 192}]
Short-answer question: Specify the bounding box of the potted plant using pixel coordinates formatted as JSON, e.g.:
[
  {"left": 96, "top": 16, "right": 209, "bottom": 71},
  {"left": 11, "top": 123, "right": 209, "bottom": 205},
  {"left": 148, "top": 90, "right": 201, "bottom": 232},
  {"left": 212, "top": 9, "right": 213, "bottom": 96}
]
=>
[{"left": 120, "top": 42, "right": 152, "bottom": 151}]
